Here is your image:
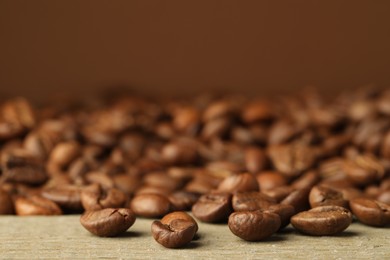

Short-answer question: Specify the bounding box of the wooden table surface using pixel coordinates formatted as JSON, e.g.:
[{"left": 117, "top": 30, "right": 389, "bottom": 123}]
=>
[{"left": 0, "top": 215, "right": 388, "bottom": 259}]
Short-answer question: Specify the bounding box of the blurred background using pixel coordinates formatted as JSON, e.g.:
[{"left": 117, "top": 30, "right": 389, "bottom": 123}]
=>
[{"left": 0, "top": 0, "right": 389, "bottom": 101}]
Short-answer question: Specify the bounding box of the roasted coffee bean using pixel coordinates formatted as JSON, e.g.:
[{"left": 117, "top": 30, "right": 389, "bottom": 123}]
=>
[
  {"left": 151, "top": 219, "right": 197, "bottom": 248},
  {"left": 256, "top": 171, "right": 287, "bottom": 191},
  {"left": 291, "top": 170, "right": 320, "bottom": 190},
  {"left": 2, "top": 97, "right": 36, "bottom": 129},
  {"left": 130, "top": 194, "right": 172, "bottom": 218},
  {"left": 143, "top": 171, "right": 184, "bottom": 191},
  {"left": 81, "top": 184, "right": 127, "bottom": 211},
  {"left": 1, "top": 149, "right": 47, "bottom": 185},
  {"left": 161, "top": 141, "right": 198, "bottom": 165},
  {"left": 41, "top": 185, "right": 83, "bottom": 212},
  {"left": 217, "top": 173, "right": 259, "bottom": 193},
  {"left": 161, "top": 211, "right": 198, "bottom": 232},
  {"left": 309, "top": 185, "right": 349, "bottom": 209},
  {"left": 49, "top": 141, "right": 81, "bottom": 168},
  {"left": 232, "top": 192, "right": 276, "bottom": 212},
  {"left": 201, "top": 117, "right": 232, "bottom": 140},
  {"left": 343, "top": 154, "right": 385, "bottom": 186},
  {"left": 15, "top": 196, "right": 62, "bottom": 216},
  {"left": 245, "top": 147, "right": 267, "bottom": 173},
  {"left": 168, "top": 191, "right": 200, "bottom": 211},
  {"left": 80, "top": 208, "right": 136, "bottom": 237},
  {"left": 377, "top": 190, "right": 390, "bottom": 205},
  {"left": 281, "top": 188, "right": 310, "bottom": 213},
  {"left": 349, "top": 198, "right": 390, "bottom": 227},
  {"left": 291, "top": 206, "right": 352, "bottom": 236},
  {"left": 261, "top": 186, "right": 294, "bottom": 203},
  {"left": 192, "top": 193, "right": 232, "bottom": 223},
  {"left": 228, "top": 211, "right": 281, "bottom": 241},
  {"left": 0, "top": 188, "right": 14, "bottom": 214},
  {"left": 267, "top": 143, "right": 316, "bottom": 178},
  {"left": 265, "top": 204, "right": 295, "bottom": 229}
]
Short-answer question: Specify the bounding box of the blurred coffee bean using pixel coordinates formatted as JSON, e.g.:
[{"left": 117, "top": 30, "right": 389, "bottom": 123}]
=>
[
  {"left": 81, "top": 184, "right": 127, "bottom": 211},
  {"left": 349, "top": 198, "right": 390, "bottom": 227},
  {"left": 309, "top": 185, "right": 349, "bottom": 209},
  {"left": 168, "top": 191, "right": 200, "bottom": 211},
  {"left": 192, "top": 193, "right": 232, "bottom": 223},
  {"left": 1, "top": 149, "right": 47, "bottom": 185},
  {"left": 343, "top": 154, "right": 385, "bottom": 186},
  {"left": 217, "top": 173, "right": 259, "bottom": 193},
  {"left": 15, "top": 196, "right": 62, "bottom": 216},
  {"left": 232, "top": 192, "right": 276, "bottom": 212},
  {"left": 41, "top": 185, "right": 84, "bottom": 212},
  {"left": 245, "top": 147, "right": 267, "bottom": 173},
  {"left": 130, "top": 194, "right": 172, "bottom": 218},
  {"left": 256, "top": 171, "right": 287, "bottom": 191}
]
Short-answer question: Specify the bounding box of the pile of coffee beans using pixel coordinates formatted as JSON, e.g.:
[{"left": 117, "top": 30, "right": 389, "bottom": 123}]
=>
[{"left": 0, "top": 87, "right": 390, "bottom": 248}]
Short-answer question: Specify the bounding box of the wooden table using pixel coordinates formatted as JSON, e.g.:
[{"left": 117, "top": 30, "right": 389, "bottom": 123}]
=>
[{"left": 0, "top": 216, "right": 388, "bottom": 259}]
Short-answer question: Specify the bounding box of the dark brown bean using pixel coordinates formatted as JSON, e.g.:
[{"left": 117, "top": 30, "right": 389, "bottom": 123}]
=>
[
  {"left": 41, "top": 185, "right": 84, "bottom": 212},
  {"left": 291, "top": 206, "right": 352, "bottom": 236},
  {"left": 256, "top": 171, "right": 287, "bottom": 191},
  {"left": 309, "top": 185, "right": 349, "bottom": 209},
  {"left": 1, "top": 149, "right": 47, "bottom": 185},
  {"left": 232, "top": 192, "right": 276, "bottom": 212},
  {"left": 168, "top": 191, "right": 200, "bottom": 211},
  {"left": 80, "top": 208, "right": 136, "bottom": 237},
  {"left": 281, "top": 188, "right": 311, "bottom": 213},
  {"left": 349, "top": 198, "right": 390, "bottom": 227},
  {"left": 217, "top": 173, "right": 259, "bottom": 193},
  {"left": 161, "top": 211, "right": 198, "bottom": 233},
  {"left": 192, "top": 193, "right": 232, "bottom": 223},
  {"left": 343, "top": 154, "right": 385, "bottom": 186},
  {"left": 81, "top": 184, "right": 127, "bottom": 211},
  {"left": 265, "top": 204, "right": 295, "bottom": 229},
  {"left": 15, "top": 196, "right": 62, "bottom": 216},
  {"left": 130, "top": 194, "right": 172, "bottom": 218},
  {"left": 228, "top": 211, "right": 281, "bottom": 241},
  {"left": 151, "top": 219, "right": 197, "bottom": 248}
]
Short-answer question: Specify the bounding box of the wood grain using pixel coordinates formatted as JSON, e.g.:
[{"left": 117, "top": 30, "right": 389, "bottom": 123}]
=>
[{"left": 0, "top": 216, "right": 388, "bottom": 259}]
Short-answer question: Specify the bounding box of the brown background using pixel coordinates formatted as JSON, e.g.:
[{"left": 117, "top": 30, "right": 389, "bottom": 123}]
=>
[{"left": 0, "top": 0, "right": 389, "bottom": 101}]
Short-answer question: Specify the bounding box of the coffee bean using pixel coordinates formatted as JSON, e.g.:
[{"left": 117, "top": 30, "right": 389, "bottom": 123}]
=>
[
  {"left": 343, "top": 154, "right": 385, "bottom": 186},
  {"left": 81, "top": 184, "right": 127, "bottom": 211},
  {"left": 217, "top": 173, "right": 259, "bottom": 193},
  {"left": 281, "top": 188, "right": 310, "bottom": 213},
  {"left": 2, "top": 97, "right": 36, "bottom": 129},
  {"left": 192, "top": 193, "right": 232, "bottom": 223},
  {"left": 161, "top": 211, "right": 198, "bottom": 233},
  {"left": 265, "top": 204, "right": 295, "bottom": 229},
  {"left": 0, "top": 188, "right": 14, "bottom": 214},
  {"left": 161, "top": 141, "right": 198, "bottom": 165},
  {"left": 1, "top": 149, "right": 47, "bottom": 185},
  {"left": 232, "top": 192, "right": 276, "bottom": 212},
  {"left": 41, "top": 185, "right": 84, "bottom": 212},
  {"left": 130, "top": 194, "right": 172, "bottom": 218},
  {"left": 291, "top": 170, "right": 320, "bottom": 190},
  {"left": 151, "top": 219, "right": 197, "bottom": 248},
  {"left": 291, "top": 206, "right": 352, "bottom": 236},
  {"left": 256, "top": 171, "right": 287, "bottom": 191},
  {"left": 245, "top": 147, "right": 267, "bottom": 174},
  {"left": 349, "top": 198, "right": 390, "bottom": 227},
  {"left": 262, "top": 186, "right": 294, "bottom": 202},
  {"left": 168, "top": 191, "right": 200, "bottom": 211},
  {"left": 267, "top": 143, "right": 316, "bottom": 178},
  {"left": 228, "top": 211, "right": 281, "bottom": 241},
  {"left": 80, "top": 208, "right": 136, "bottom": 237},
  {"left": 241, "top": 101, "right": 273, "bottom": 124},
  {"left": 49, "top": 141, "right": 81, "bottom": 168},
  {"left": 309, "top": 185, "right": 349, "bottom": 209},
  {"left": 15, "top": 196, "right": 62, "bottom": 215}
]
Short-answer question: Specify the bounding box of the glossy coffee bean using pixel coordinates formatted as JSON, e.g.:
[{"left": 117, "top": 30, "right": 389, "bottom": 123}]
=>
[
  {"left": 265, "top": 204, "right": 295, "bottom": 229},
  {"left": 151, "top": 219, "right": 197, "bottom": 248},
  {"left": 81, "top": 184, "right": 127, "bottom": 211},
  {"left": 228, "top": 211, "right": 281, "bottom": 241},
  {"left": 80, "top": 208, "right": 136, "bottom": 237},
  {"left": 192, "top": 193, "right": 232, "bottom": 223},
  {"left": 168, "top": 191, "right": 200, "bottom": 211},
  {"left": 161, "top": 211, "right": 198, "bottom": 233},
  {"left": 41, "top": 185, "right": 83, "bottom": 212},
  {"left": 232, "top": 192, "right": 276, "bottom": 212},
  {"left": 309, "top": 185, "right": 348, "bottom": 209},
  {"left": 291, "top": 206, "right": 352, "bottom": 236},
  {"left": 217, "top": 173, "right": 259, "bottom": 193},
  {"left": 130, "top": 194, "right": 172, "bottom": 218},
  {"left": 15, "top": 196, "right": 62, "bottom": 216},
  {"left": 281, "top": 188, "right": 311, "bottom": 214},
  {"left": 349, "top": 198, "right": 390, "bottom": 227}
]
